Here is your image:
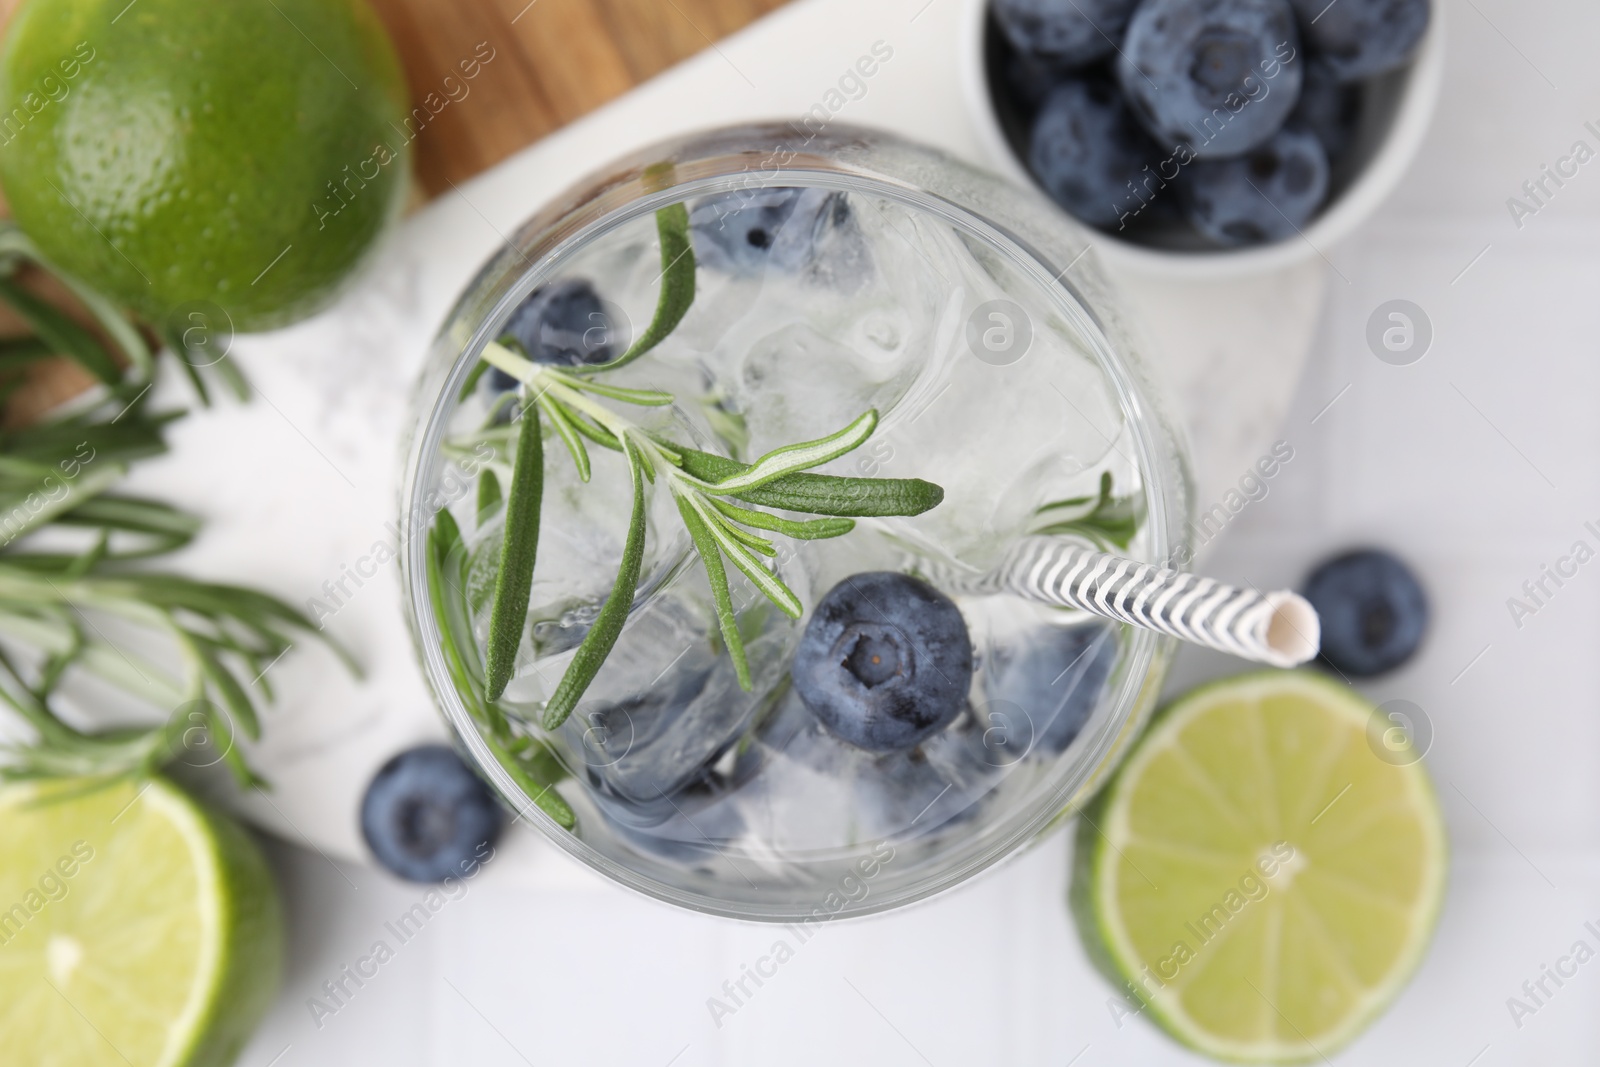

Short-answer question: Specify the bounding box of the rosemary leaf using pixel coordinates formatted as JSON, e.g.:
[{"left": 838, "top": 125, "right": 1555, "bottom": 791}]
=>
[
  {"left": 537, "top": 395, "right": 590, "bottom": 482},
  {"left": 678, "top": 449, "right": 945, "bottom": 517},
  {"left": 706, "top": 410, "right": 878, "bottom": 493},
  {"left": 0, "top": 335, "right": 53, "bottom": 369},
  {"left": 457, "top": 358, "right": 491, "bottom": 401},
  {"left": 487, "top": 734, "right": 576, "bottom": 828},
  {"left": 1032, "top": 471, "right": 1144, "bottom": 550},
  {"left": 476, "top": 469, "right": 502, "bottom": 525},
  {"left": 707, "top": 497, "right": 854, "bottom": 540},
  {"left": 565, "top": 378, "right": 673, "bottom": 406},
  {"left": 564, "top": 408, "right": 623, "bottom": 452},
  {"left": 194, "top": 643, "right": 261, "bottom": 741},
  {"left": 713, "top": 515, "right": 776, "bottom": 557},
  {"left": 27, "top": 226, "right": 157, "bottom": 383},
  {"left": 505, "top": 733, "right": 567, "bottom": 780},
  {"left": 675, "top": 495, "right": 751, "bottom": 690},
  {"left": 206, "top": 353, "right": 251, "bottom": 403},
  {"left": 485, "top": 402, "right": 544, "bottom": 701},
  {"left": 704, "top": 513, "right": 803, "bottom": 619},
  {"left": 428, "top": 521, "right": 476, "bottom": 702},
  {"left": 582, "top": 204, "right": 695, "bottom": 373},
  {"left": 0, "top": 277, "right": 120, "bottom": 384},
  {"left": 542, "top": 443, "right": 648, "bottom": 729},
  {"left": 55, "top": 495, "right": 202, "bottom": 558},
  {"left": 0, "top": 462, "right": 126, "bottom": 546}
]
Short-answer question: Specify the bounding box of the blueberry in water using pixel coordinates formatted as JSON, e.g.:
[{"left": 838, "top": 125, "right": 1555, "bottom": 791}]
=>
[
  {"left": 1287, "top": 0, "right": 1429, "bottom": 81},
  {"left": 361, "top": 745, "right": 504, "bottom": 883},
  {"left": 992, "top": 0, "right": 1140, "bottom": 68},
  {"left": 982, "top": 623, "right": 1118, "bottom": 760},
  {"left": 1029, "top": 78, "right": 1163, "bottom": 229},
  {"left": 689, "top": 187, "right": 858, "bottom": 277},
  {"left": 1291, "top": 59, "right": 1361, "bottom": 161},
  {"left": 1184, "top": 125, "right": 1328, "bottom": 246},
  {"left": 792, "top": 572, "right": 974, "bottom": 753},
  {"left": 488, "top": 277, "right": 618, "bottom": 391},
  {"left": 1302, "top": 548, "right": 1428, "bottom": 676},
  {"left": 1117, "top": 0, "right": 1302, "bottom": 160}
]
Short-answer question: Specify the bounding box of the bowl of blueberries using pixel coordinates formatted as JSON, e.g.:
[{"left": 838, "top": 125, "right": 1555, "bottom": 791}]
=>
[{"left": 961, "top": 0, "right": 1444, "bottom": 273}]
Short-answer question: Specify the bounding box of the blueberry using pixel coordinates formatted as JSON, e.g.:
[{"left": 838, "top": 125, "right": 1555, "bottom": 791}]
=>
[
  {"left": 792, "top": 572, "right": 974, "bottom": 753},
  {"left": 1287, "top": 0, "right": 1429, "bottom": 80},
  {"left": 688, "top": 187, "right": 858, "bottom": 277},
  {"left": 1002, "top": 47, "right": 1075, "bottom": 112},
  {"left": 993, "top": 0, "right": 1139, "bottom": 68},
  {"left": 1029, "top": 78, "right": 1163, "bottom": 229},
  {"left": 1291, "top": 59, "right": 1361, "bottom": 161},
  {"left": 489, "top": 278, "right": 618, "bottom": 391},
  {"left": 983, "top": 623, "right": 1117, "bottom": 759},
  {"left": 361, "top": 745, "right": 504, "bottom": 883},
  {"left": 1184, "top": 125, "right": 1328, "bottom": 246},
  {"left": 1117, "top": 0, "right": 1303, "bottom": 160},
  {"left": 1302, "top": 549, "right": 1428, "bottom": 676}
]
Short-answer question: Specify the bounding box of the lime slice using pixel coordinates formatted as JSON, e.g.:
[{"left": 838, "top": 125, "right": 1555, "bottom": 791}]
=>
[
  {"left": 1071, "top": 671, "right": 1447, "bottom": 1063},
  {"left": 0, "top": 778, "right": 283, "bottom": 1067}
]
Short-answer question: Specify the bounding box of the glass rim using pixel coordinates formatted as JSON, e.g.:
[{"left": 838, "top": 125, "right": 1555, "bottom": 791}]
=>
[{"left": 399, "top": 122, "right": 1186, "bottom": 922}]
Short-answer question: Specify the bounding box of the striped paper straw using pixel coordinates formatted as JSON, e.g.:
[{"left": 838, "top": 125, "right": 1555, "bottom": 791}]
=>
[{"left": 967, "top": 537, "right": 1320, "bottom": 668}]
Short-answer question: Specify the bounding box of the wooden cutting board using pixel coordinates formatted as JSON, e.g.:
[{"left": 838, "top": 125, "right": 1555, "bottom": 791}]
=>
[
  {"left": 0, "top": 0, "right": 788, "bottom": 416},
  {"left": 365, "top": 0, "right": 789, "bottom": 195}
]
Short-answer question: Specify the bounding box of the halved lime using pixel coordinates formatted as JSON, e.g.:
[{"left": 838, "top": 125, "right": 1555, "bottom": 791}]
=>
[
  {"left": 1071, "top": 672, "right": 1447, "bottom": 1063},
  {"left": 0, "top": 777, "right": 284, "bottom": 1067}
]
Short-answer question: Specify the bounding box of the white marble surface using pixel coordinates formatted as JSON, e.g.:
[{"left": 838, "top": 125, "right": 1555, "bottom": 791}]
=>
[{"left": 176, "top": 0, "right": 1600, "bottom": 1062}]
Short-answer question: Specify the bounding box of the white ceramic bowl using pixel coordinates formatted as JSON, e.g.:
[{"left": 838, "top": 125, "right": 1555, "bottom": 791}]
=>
[{"left": 958, "top": 0, "right": 1446, "bottom": 278}]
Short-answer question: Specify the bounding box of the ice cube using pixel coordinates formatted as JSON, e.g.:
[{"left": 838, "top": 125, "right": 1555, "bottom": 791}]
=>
[
  {"left": 981, "top": 620, "right": 1118, "bottom": 759},
  {"left": 512, "top": 554, "right": 802, "bottom": 825},
  {"left": 733, "top": 323, "right": 921, "bottom": 458},
  {"left": 607, "top": 794, "right": 749, "bottom": 868},
  {"left": 750, "top": 690, "right": 982, "bottom": 849}
]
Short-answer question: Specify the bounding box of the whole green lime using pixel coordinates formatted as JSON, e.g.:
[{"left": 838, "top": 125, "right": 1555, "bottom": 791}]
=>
[{"left": 0, "top": 0, "right": 411, "bottom": 331}]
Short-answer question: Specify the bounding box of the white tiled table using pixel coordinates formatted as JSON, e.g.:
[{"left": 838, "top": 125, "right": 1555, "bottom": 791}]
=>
[{"left": 234, "top": 0, "right": 1600, "bottom": 1063}]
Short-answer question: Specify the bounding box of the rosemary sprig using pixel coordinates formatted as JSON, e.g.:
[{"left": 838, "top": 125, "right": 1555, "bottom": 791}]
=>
[
  {"left": 1032, "top": 470, "right": 1145, "bottom": 550},
  {"left": 0, "top": 222, "right": 348, "bottom": 786},
  {"left": 0, "top": 391, "right": 351, "bottom": 787},
  {"left": 474, "top": 340, "right": 942, "bottom": 728}
]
